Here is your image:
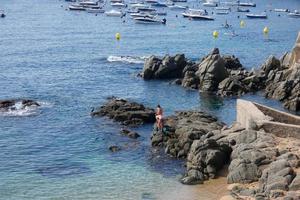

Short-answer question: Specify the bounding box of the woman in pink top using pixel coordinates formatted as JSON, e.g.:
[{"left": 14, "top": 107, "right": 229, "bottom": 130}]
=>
[{"left": 155, "top": 105, "right": 163, "bottom": 131}]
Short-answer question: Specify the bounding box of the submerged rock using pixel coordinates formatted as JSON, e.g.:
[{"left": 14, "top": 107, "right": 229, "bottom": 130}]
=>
[
  {"left": 120, "top": 129, "right": 140, "bottom": 139},
  {"left": 0, "top": 99, "right": 40, "bottom": 111},
  {"left": 91, "top": 97, "right": 155, "bottom": 126},
  {"left": 109, "top": 145, "right": 121, "bottom": 152}
]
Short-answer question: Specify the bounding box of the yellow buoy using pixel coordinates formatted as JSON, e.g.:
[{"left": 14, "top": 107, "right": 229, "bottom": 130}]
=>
[
  {"left": 213, "top": 30, "right": 219, "bottom": 39},
  {"left": 240, "top": 20, "right": 245, "bottom": 28},
  {"left": 115, "top": 32, "right": 121, "bottom": 41},
  {"left": 263, "top": 26, "right": 269, "bottom": 35}
]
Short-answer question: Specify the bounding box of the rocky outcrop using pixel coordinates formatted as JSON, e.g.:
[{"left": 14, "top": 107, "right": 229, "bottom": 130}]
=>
[
  {"left": 91, "top": 97, "right": 155, "bottom": 126},
  {"left": 0, "top": 99, "right": 40, "bottom": 111},
  {"left": 151, "top": 111, "right": 225, "bottom": 159},
  {"left": 142, "top": 54, "right": 187, "bottom": 79}
]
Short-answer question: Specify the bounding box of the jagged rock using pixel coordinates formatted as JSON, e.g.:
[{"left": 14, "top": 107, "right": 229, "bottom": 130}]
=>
[
  {"left": 91, "top": 97, "right": 155, "bottom": 126},
  {"left": 289, "top": 174, "right": 300, "bottom": 191},
  {"left": 259, "top": 159, "right": 296, "bottom": 195},
  {"left": 142, "top": 54, "right": 187, "bottom": 79},
  {"left": 217, "top": 77, "right": 249, "bottom": 96},
  {"left": 222, "top": 55, "right": 243, "bottom": 70},
  {"left": 196, "top": 51, "right": 228, "bottom": 92},
  {"left": 120, "top": 129, "right": 140, "bottom": 139}
]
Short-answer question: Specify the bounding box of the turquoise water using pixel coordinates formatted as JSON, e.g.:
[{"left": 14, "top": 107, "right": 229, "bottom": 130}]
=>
[{"left": 0, "top": 0, "right": 300, "bottom": 199}]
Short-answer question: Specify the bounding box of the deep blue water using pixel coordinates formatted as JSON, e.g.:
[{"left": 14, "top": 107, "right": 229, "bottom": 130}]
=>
[{"left": 0, "top": 0, "right": 300, "bottom": 199}]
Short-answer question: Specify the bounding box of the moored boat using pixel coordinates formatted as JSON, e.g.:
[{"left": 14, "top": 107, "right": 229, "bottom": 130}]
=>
[
  {"left": 111, "top": 2, "right": 127, "bottom": 7},
  {"left": 86, "top": 8, "right": 105, "bottom": 13},
  {"left": 133, "top": 17, "right": 166, "bottom": 24},
  {"left": 79, "top": 1, "right": 99, "bottom": 6},
  {"left": 288, "top": 10, "right": 300, "bottom": 18},
  {"left": 130, "top": 3, "right": 147, "bottom": 8},
  {"left": 238, "top": 2, "right": 256, "bottom": 7},
  {"left": 137, "top": 7, "right": 156, "bottom": 12},
  {"left": 246, "top": 13, "right": 267, "bottom": 18},
  {"left": 130, "top": 12, "right": 156, "bottom": 18},
  {"left": 237, "top": 7, "right": 250, "bottom": 12},
  {"left": 203, "top": 2, "right": 218, "bottom": 7},
  {"left": 216, "top": 10, "right": 229, "bottom": 14},
  {"left": 182, "top": 8, "right": 206, "bottom": 17},
  {"left": 189, "top": 14, "right": 214, "bottom": 20},
  {"left": 274, "top": 8, "right": 289, "bottom": 12},
  {"left": 215, "top": 6, "right": 230, "bottom": 10},
  {"left": 105, "top": 9, "right": 123, "bottom": 16},
  {"left": 69, "top": 4, "right": 86, "bottom": 11},
  {"left": 168, "top": 4, "right": 188, "bottom": 10},
  {"left": 151, "top": 2, "right": 168, "bottom": 7}
]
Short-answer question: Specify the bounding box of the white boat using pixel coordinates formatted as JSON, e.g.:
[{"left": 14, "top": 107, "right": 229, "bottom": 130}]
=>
[
  {"left": 130, "top": 12, "right": 156, "bottom": 18},
  {"left": 237, "top": 7, "right": 250, "bottom": 12},
  {"left": 182, "top": 9, "right": 206, "bottom": 17},
  {"left": 111, "top": 2, "right": 127, "bottom": 7},
  {"left": 79, "top": 1, "right": 99, "bottom": 6},
  {"left": 86, "top": 8, "right": 105, "bottom": 13},
  {"left": 151, "top": 2, "right": 168, "bottom": 7},
  {"left": 69, "top": 5, "right": 86, "bottom": 10},
  {"left": 274, "top": 8, "right": 289, "bottom": 12},
  {"left": 246, "top": 13, "right": 267, "bottom": 18},
  {"left": 168, "top": 4, "right": 188, "bottom": 10},
  {"left": 238, "top": 2, "right": 256, "bottom": 7},
  {"left": 190, "top": 14, "right": 214, "bottom": 20},
  {"left": 203, "top": 2, "right": 218, "bottom": 7},
  {"left": 105, "top": 9, "right": 123, "bottom": 16},
  {"left": 221, "top": 1, "right": 239, "bottom": 6},
  {"left": 215, "top": 6, "right": 230, "bottom": 10},
  {"left": 131, "top": 3, "right": 147, "bottom": 8},
  {"left": 133, "top": 17, "right": 166, "bottom": 24},
  {"left": 137, "top": 7, "right": 156, "bottom": 12},
  {"left": 288, "top": 10, "right": 300, "bottom": 18},
  {"left": 216, "top": 10, "right": 229, "bottom": 14}
]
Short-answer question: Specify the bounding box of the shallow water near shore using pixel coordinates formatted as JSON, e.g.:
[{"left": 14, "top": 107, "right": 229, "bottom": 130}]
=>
[{"left": 0, "top": 0, "right": 300, "bottom": 199}]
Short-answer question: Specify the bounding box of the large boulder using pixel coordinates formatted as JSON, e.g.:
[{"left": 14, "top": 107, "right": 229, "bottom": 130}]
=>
[
  {"left": 91, "top": 97, "right": 155, "bottom": 126},
  {"left": 142, "top": 54, "right": 187, "bottom": 79},
  {"left": 196, "top": 51, "right": 228, "bottom": 92}
]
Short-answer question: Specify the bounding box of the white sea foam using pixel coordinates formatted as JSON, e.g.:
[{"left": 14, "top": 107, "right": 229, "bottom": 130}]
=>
[{"left": 107, "top": 55, "right": 148, "bottom": 64}]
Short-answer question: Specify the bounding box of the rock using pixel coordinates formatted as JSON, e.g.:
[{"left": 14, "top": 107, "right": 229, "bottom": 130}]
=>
[
  {"left": 261, "top": 55, "right": 281, "bottom": 76},
  {"left": 109, "top": 145, "right": 121, "bottom": 152},
  {"left": 91, "top": 97, "right": 155, "bottom": 126},
  {"left": 259, "top": 159, "right": 296, "bottom": 196},
  {"left": 142, "top": 54, "right": 187, "bottom": 79},
  {"left": 289, "top": 174, "right": 300, "bottom": 191},
  {"left": 120, "top": 129, "right": 140, "bottom": 139},
  {"left": 0, "top": 99, "right": 40, "bottom": 111},
  {"left": 217, "top": 77, "right": 249, "bottom": 97},
  {"left": 181, "top": 71, "right": 200, "bottom": 89},
  {"left": 289, "top": 32, "right": 300, "bottom": 67},
  {"left": 196, "top": 50, "right": 228, "bottom": 92},
  {"left": 222, "top": 55, "right": 243, "bottom": 70},
  {"left": 227, "top": 158, "right": 261, "bottom": 184}
]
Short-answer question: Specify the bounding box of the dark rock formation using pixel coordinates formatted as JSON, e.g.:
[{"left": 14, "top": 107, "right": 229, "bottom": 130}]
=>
[
  {"left": 120, "top": 129, "right": 140, "bottom": 139},
  {"left": 91, "top": 97, "right": 155, "bottom": 126},
  {"left": 142, "top": 54, "right": 187, "bottom": 79},
  {"left": 0, "top": 99, "right": 40, "bottom": 111}
]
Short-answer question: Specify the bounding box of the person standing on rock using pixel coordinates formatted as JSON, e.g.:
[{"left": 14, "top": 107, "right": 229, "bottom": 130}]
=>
[{"left": 156, "top": 105, "right": 163, "bottom": 131}]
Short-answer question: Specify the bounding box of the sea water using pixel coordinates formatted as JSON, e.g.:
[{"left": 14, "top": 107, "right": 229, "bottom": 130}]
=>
[{"left": 0, "top": 0, "right": 300, "bottom": 199}]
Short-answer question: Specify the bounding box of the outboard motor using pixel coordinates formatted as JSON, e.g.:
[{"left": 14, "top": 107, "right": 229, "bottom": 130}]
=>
[{"left": 1, "top": 13, "right": 5, "bottom": 18}]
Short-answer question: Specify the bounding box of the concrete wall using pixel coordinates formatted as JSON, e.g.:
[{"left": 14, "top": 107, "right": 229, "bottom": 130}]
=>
[{"left": 236, "top": 99, "right": 300, "bottom": 139}]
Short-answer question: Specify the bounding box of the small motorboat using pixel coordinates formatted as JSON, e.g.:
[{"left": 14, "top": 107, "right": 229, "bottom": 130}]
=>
[
  {"left": 130, "top": 12, "right": 156, "bottom": 18},
  {"left": 111, "top": 2, "right": 127, "bottom": 7},
  {"left": 203, "top": 2, "right": 218, "bottom": 7},
  {"left": 216, "top": 11, "right": 229, "bottom": 14},
  {"left": 246, "top": 13, "right": 267, "bottom": 18},
  {"left": 288, "top": 10, "right": 300, "bottom": 18},
  {"left": 238, "top": 2, "right": 256, "bottom": 7},
  {"left": 215, "top": 6, "right": 230, "bottom": 11},
  {"left": 105, "top": 9, "right": 123, "bottom": 16},
  {"left": 131, "top": 3, "right": 147, "bottom": 8},
  {"left": 86, "top": 8, "right": 105, "bottom": 13},
  {"left": 182, "top": 9, "right": 206, "bottom": 17},
  {"left": 151, "top": 2, "right": 168, "bottom": 7},
  {"left": 274, "top": 8, "right": 289, "bottom": 12},
  {"left": 171, "top": 0, "right": 187, "bottom": 2},
  {"left": 133, "top": 17, "right": 166, "bottom": 24},
  {"left": 137, "top": 7, "right": 156, "bottom": 12},
  {"left": 190, "top": 14, "right": 214, "bottom": 20},
  {"left": 168, "top": 4, "right": 188, "bottom": 10},
  {"left": 237, "top": 7, "right": 250, "bottom": 12},
  {"left": 69, "top": 4, "right": 86, "bottom": 11},
  {"left": 79, "top": 1, "right": 99, "bottom": 6}
]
